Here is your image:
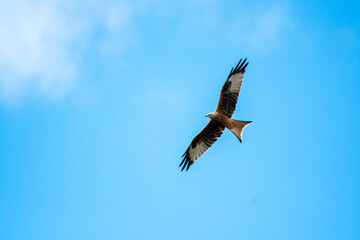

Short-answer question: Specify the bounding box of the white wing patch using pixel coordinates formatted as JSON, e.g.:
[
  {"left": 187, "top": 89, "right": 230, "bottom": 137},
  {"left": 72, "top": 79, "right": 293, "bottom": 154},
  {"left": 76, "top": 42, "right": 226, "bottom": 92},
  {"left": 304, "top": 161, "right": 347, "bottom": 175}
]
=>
[
  {"left": 189, "top": 141, "right": 208, "bottom": 162},
  {"left": 227, "top": 72, "right": 244, "bottom": 93}
]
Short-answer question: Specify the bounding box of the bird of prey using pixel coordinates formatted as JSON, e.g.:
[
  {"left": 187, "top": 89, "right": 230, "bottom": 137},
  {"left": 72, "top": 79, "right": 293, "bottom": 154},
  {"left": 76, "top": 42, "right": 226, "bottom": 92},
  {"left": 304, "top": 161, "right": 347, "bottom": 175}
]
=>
[{"left": 179, "top": 58, "right": 251, "bottom": 171}]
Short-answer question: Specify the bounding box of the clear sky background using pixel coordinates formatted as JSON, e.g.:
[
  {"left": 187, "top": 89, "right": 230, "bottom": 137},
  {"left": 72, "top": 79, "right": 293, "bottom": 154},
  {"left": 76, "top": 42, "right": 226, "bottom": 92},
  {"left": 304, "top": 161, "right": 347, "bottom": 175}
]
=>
[{"left": 0, "top": 0, "right": 359, "bottom": 239}]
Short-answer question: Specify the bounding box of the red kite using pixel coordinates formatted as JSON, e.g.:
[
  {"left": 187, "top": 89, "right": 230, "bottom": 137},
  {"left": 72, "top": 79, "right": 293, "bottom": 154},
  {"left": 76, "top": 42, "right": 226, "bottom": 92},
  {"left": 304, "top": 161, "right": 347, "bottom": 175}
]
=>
[{"left": 180, "top": 58, "right": 251, "bottom": 171}]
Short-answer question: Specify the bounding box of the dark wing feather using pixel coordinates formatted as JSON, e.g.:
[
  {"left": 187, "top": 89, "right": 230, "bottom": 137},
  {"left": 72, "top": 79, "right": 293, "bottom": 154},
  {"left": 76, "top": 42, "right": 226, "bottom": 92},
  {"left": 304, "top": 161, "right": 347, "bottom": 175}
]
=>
[
  {"left": 180, "top": 121, "right": 224, "bottom": 171},
  {"left": 216, "top": 58, "right": 249, "bottom": 118}
]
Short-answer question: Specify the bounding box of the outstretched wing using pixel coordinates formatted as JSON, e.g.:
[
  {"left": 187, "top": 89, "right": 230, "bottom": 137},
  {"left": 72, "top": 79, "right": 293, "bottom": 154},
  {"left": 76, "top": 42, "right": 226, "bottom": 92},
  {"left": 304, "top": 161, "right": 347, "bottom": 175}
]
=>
[
  {"left": 216, "top": 58, "right": 249, "bottom": 118},
  {"left": 180, "top": 121, "right": 225, "bottom": 171}
]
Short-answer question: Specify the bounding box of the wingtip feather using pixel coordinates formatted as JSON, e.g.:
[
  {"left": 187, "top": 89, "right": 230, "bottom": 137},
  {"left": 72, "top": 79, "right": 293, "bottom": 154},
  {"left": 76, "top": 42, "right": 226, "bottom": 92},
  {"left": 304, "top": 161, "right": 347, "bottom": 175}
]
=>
[
  {"left": 228, "top": 57, "right": 249, "bottom": 78},
  {"left": 180, "top": 150, "right": 192, "bottom": 172},
  {"left": 241, "top": 62, "right": 249, "bottom": 73},
  {"left": 234, "top": 58, "right": 242, "bottom": 70}
]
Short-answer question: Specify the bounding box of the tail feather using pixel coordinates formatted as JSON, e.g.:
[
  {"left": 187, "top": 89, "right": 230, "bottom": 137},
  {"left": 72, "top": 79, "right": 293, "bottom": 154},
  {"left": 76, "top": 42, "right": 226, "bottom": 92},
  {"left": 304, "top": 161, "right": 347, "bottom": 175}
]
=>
[{"left": 228, "top": 120, "right": 252, "bottom": 143}]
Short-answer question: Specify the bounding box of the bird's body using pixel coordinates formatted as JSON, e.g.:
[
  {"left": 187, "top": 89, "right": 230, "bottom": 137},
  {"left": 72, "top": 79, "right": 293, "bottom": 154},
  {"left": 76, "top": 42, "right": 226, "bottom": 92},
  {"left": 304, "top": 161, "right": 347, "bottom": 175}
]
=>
[
  {"left": 180, "top": 58, "right": 251, "bottom": 171},
  {"left": 206, "top": 112, "right": 251, "bottom": 140}
]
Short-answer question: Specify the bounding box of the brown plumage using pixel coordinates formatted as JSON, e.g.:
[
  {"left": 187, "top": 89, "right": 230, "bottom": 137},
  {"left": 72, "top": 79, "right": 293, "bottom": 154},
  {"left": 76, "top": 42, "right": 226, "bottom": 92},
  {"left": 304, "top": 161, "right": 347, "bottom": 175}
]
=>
[{"left": 179, "top": 58, "right": 252, "bottom": 171}]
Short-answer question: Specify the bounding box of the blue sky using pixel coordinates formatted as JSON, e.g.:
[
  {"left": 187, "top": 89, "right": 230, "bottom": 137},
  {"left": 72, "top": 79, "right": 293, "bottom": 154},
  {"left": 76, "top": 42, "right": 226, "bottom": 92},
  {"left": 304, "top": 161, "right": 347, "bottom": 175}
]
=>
[{"left": 0, "top": 0, "right": 359, "bottom": 239}]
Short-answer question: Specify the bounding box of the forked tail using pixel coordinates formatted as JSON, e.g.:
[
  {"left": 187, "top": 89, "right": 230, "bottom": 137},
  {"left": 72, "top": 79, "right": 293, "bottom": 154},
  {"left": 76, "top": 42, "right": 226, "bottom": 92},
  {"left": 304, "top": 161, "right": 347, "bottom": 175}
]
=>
[{"left": 228, "top": 120, "right": 252, "bottom": 143}]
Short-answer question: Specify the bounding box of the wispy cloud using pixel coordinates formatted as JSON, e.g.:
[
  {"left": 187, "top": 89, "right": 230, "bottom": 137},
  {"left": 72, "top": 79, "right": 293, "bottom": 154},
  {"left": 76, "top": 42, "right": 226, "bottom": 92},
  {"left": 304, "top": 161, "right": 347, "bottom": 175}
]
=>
[
  {"left": 158, "top": 2, "right": 293, "bottom": 54},
  {"left": 0, "top": 0, "right": 294, "bottom": 105},
  {"left": 0, "top": 0, "right": 134, "bottom": 104},
  {"left": 226, "top": 4, "right": 293, "bottom": 53}
]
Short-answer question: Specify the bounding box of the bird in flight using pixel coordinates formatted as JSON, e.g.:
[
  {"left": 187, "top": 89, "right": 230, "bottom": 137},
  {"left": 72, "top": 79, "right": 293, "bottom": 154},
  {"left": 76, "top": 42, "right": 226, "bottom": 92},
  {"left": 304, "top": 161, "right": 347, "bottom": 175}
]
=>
[{"left": 179, "top": 58, "right": 252, "bottom": 171}]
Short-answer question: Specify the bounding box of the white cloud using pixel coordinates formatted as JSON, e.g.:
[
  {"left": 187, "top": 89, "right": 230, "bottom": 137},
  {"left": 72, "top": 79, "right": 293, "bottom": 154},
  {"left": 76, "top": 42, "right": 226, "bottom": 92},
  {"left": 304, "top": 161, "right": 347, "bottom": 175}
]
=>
[
  {"left": 0, "top": 0, "right": 293, "bottom": 104},
  {"left": 0, "top": 0, "right": 133, "bottom": 103}
]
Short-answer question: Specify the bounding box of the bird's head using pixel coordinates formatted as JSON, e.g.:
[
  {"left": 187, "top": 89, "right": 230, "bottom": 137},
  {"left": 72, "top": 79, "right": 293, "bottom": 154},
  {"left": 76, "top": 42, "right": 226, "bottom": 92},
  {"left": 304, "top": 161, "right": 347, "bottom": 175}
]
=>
[{"left": 205, "top": 113, "right": 215, "bottom": 120}]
